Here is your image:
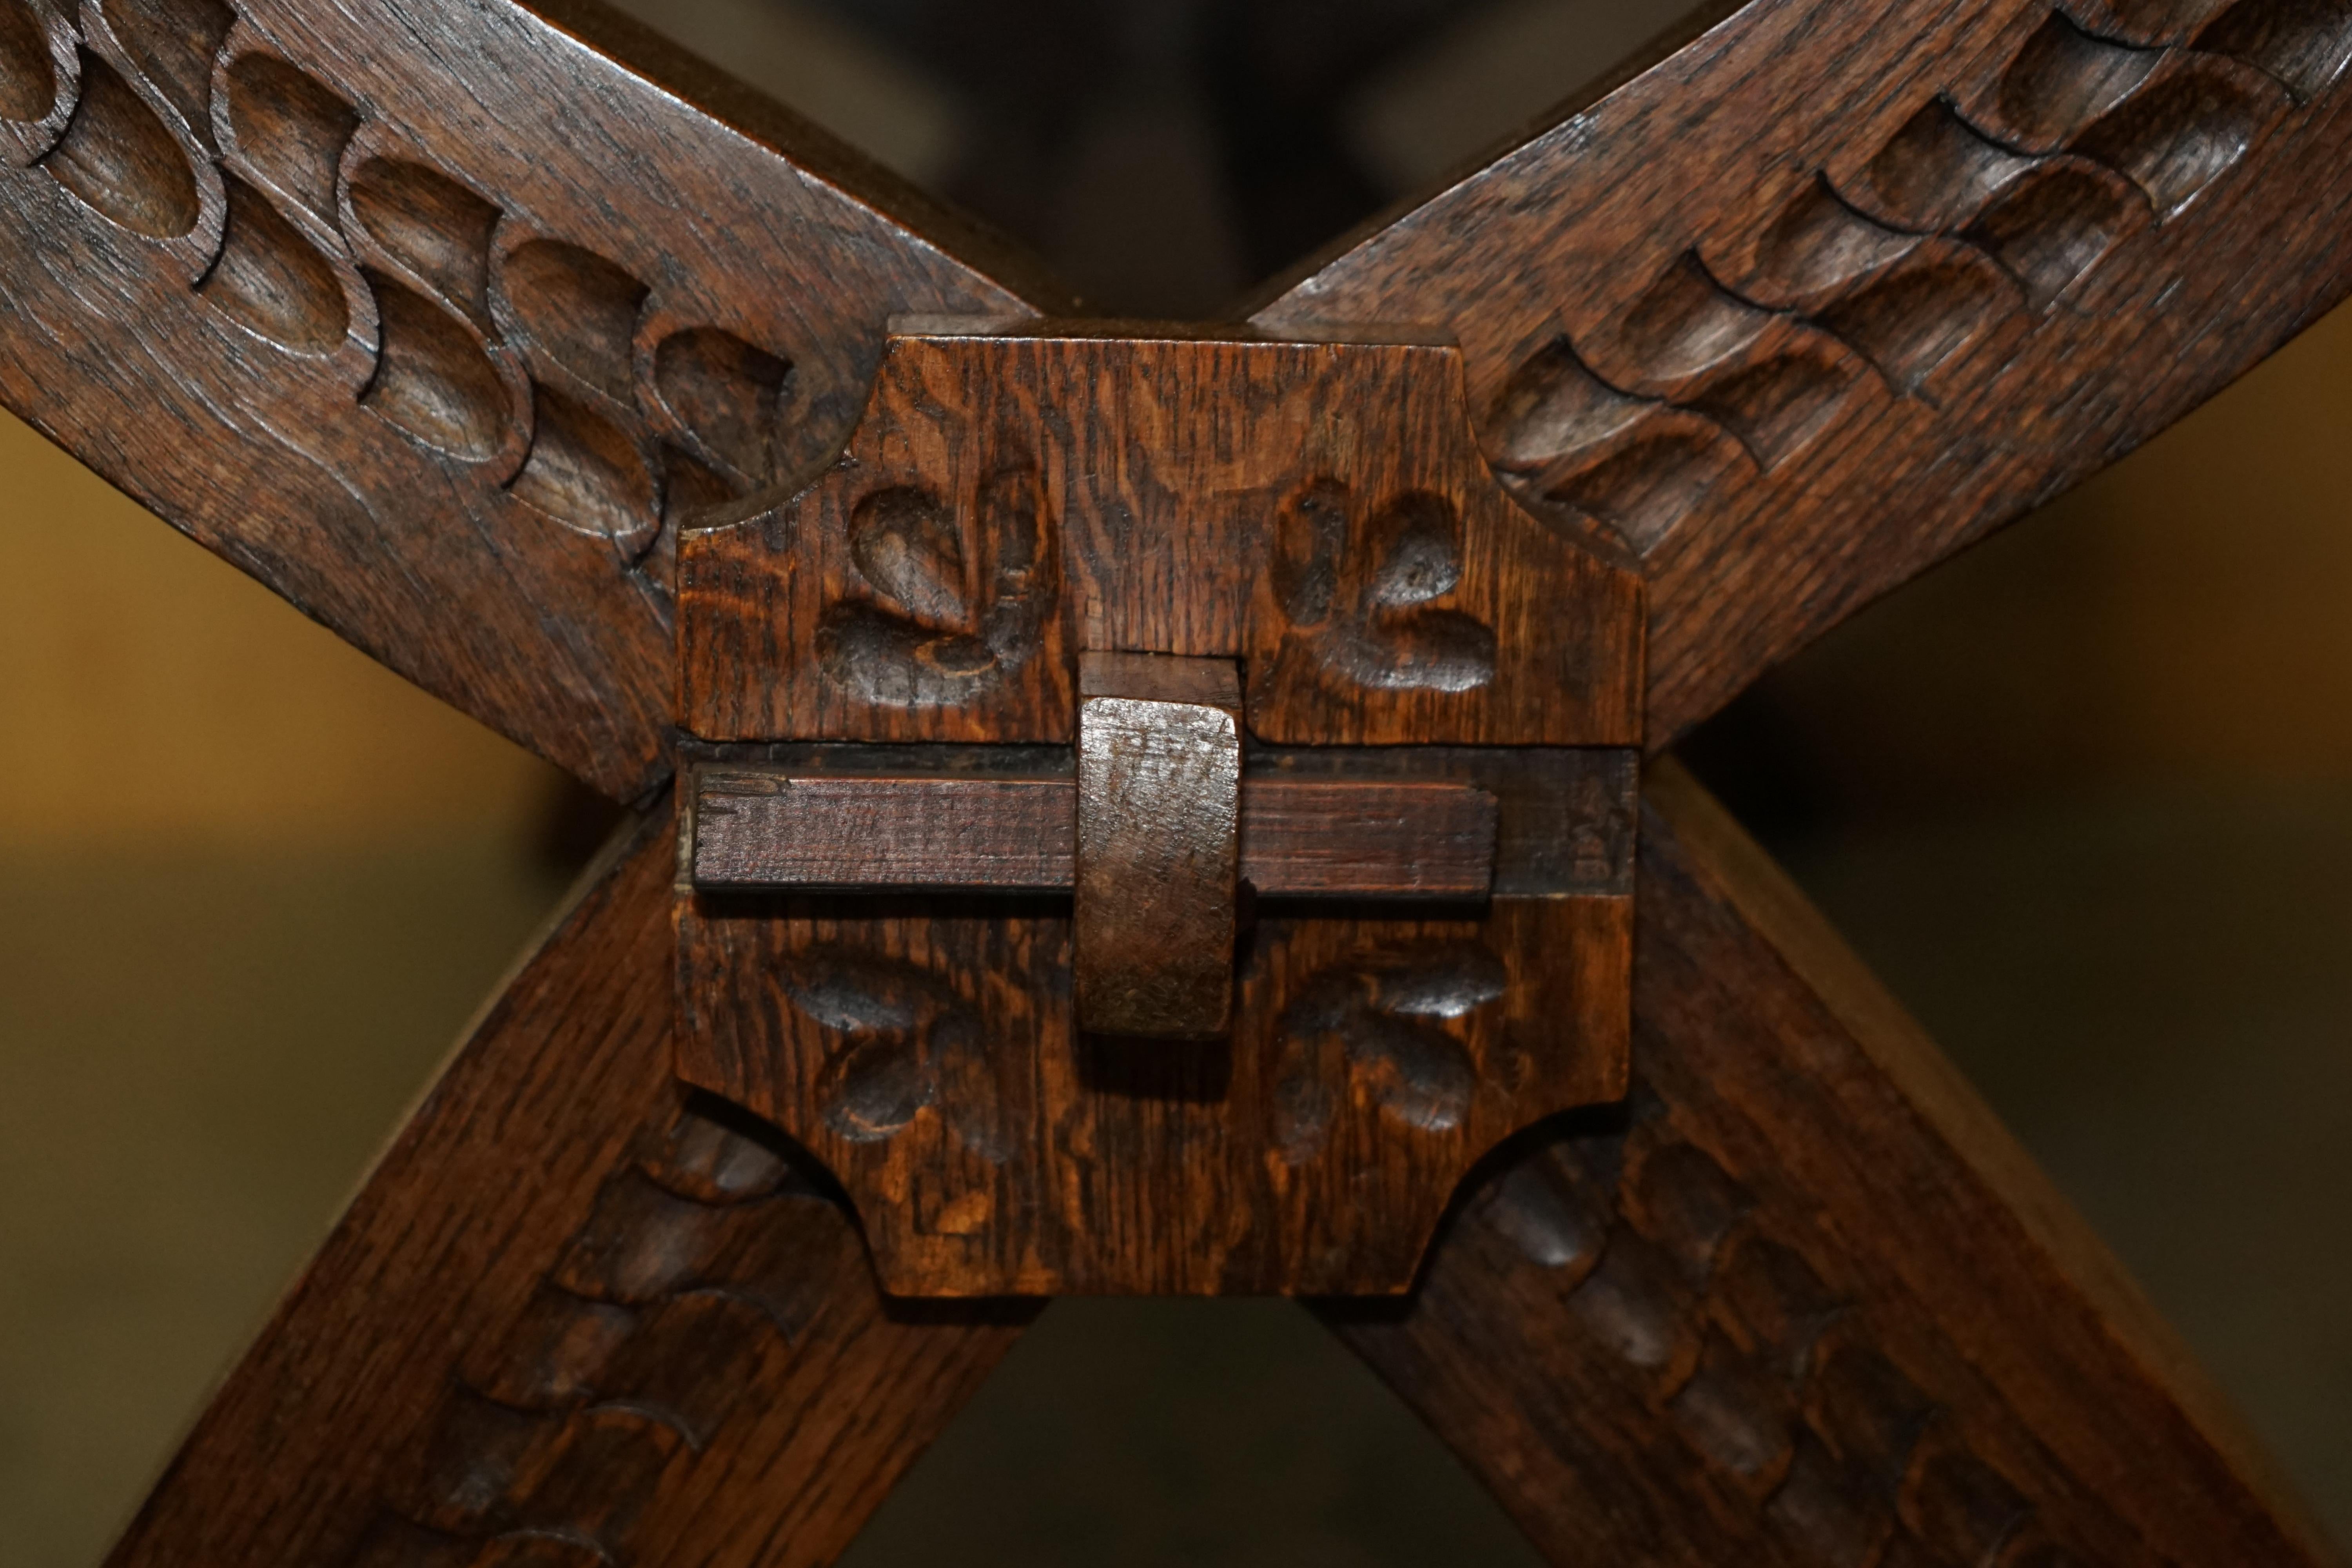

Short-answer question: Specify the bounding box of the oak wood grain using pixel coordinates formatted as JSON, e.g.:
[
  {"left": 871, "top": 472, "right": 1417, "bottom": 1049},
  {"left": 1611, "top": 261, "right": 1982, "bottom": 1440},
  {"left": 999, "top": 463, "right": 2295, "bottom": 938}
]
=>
[
  {"left": 0, "top": 0, "right": 1061, "bottom": 799},
  {"left": 106, "top": 805, "right": 1031, "bottom": 1568},
  {"left": 677, "top": 321, "right": 1644, "bottom": 749},
  {"left": 1252, "top": 0, "right": 2352, "bottom": 745},
  {"left": 1320, "top": 760, "right": 2343, "bottom": 1568},
  {"left": 689, "top": 765, "right": 1499, "bottom": 898},
  {"left": 1074, "top": 652, "right": 1245, "bottom": 1039}
]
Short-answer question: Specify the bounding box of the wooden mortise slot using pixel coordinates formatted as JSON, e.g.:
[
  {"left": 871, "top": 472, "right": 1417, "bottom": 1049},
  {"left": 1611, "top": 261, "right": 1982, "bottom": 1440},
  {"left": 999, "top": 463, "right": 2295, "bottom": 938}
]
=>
[{"left": 671, "top": 319, "right": 1646, "bottom": 1294}]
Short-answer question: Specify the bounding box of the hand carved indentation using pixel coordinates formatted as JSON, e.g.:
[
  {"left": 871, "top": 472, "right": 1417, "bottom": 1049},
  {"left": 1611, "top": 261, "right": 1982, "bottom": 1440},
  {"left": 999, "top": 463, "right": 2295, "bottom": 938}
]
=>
[
  {"left": 1270, "top": 478, "right": 1496, "bottom": 693},
  {"left": 221, "top": 51, "right": 354, "bottom": 220},
  {"left": 95, "top": 0, "right": 231, "bottom": 147},
  {"left": 1470, "top": 1103, "right": 2087, "bottom": 1566},
  {"left": 1539, "top": 422, "right": 1744, "bottom": 555},
  {"left": 1859, "top": 98, "right": 2045, "bottom": 231},
  {"left": 2071, "top": 58, "right": 2282, "bottom": 215},
  {"left": 199, "top": 171, "right": 343, "bottom": 351},
  {"left": 2200, "top": 0, "right": 2352, "bottom": 101},
  {"left": 1487, "top": 336, "right": 1654, "bottom": 472},
  {"left": 44, "top": 49, "right": 197, "bottom": 237},
  {"left": 348, "top": 155, "right": 501, "bottom": 327},
  {"left": 1815, "top": 254, "right": 2014, "bottom": 396},
  {"left": 362, "top": 270, "right": 512, "bottom": 459},
  {"left": 0, "top": 0, "right": 54, "bottom": 122},
  {"left": 2099, "top": 0, "right": 2238, "bottom": 39},
  {"left": 509, "top": 383, "right": 659, "bottom": 554},
  {"left": 1684, "top": 350, "right": 1862, "bottom": 470},
  {"left": 1999, "top": 13, "right": 2163, "bottom": 145},
  {"left": 653, "top": 325, "right": 788, "bottom": 485},
  {"left": 501, "top": 238, "right": 646, "bottom": 402},
  {"left": 350, "top": 1106, "right": 842, "bottom": 1566},
  {"left": 1749, "top": 177, "right": 1918, "bottom": 305},
  {"left": 1965, "top": 162, "right": 2149, "bottom": 309},
  {"left": 782, "top": 946, "right": 1010, "bottom": 1159},
  {"left": 1273, "top": 940, "right": 1506, "bottom": 1161},
  {"left": 1605, "top": 252, "right": 1779, "bottom": 384},
  {"left": 818, "top": 467, "right": 1055, "bottom": 709}
]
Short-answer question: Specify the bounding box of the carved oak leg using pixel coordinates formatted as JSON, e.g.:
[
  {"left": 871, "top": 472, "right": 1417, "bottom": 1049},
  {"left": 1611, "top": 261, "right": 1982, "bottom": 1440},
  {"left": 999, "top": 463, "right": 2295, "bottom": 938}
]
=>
[
  {"left": 106, "top": 806, "right": 1032, "bottom": 1568},
  {"left": 1322, "top": 763, "right": 2339, "bottom": 1568}
]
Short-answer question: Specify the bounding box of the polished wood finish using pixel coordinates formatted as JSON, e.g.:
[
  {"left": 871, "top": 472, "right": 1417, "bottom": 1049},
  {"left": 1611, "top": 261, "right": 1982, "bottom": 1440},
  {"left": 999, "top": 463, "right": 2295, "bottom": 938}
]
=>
[
  {"left": 1254, "top": 0, "right": 2352, "bottom": 746},
  {"left": 677, "top": 319, "right": 1645, "bottom": 748},
  {"left": 1324, "top": 763, "right": 2341, "bottom": 1567},
  {"left": 2, "top": 0, "right": 2344, "bottom": 1554},
  {"left": 105, "top": 808, "right": 1030, "bottom": 1568},
  {"left": 688, "top": 761, "right": 1501, "bottom": 899},
  {"left": 1074, "top": 652, "right": 1246, "bottom": 1039},
  {"left": 0, "top": 0, "right": 1057, "bottom": 798}
]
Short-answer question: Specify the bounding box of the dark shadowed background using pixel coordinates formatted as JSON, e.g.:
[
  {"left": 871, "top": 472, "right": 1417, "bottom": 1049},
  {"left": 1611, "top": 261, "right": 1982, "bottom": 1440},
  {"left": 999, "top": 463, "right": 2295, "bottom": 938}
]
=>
[{"left": 2, "top": 0, "right": 2348, "bottom": 1562}]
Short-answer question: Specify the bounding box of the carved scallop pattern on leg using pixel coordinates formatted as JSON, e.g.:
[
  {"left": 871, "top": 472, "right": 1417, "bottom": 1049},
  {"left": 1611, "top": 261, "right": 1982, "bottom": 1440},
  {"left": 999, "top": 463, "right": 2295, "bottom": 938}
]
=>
[
  {"left": 1485, "top": 334, "right": 1655, "bottom": 472},
  {"left": 1816, "top": 253, "right": 2017, "bottom": 396},
  {"left": 1528, "top": 412, "right": 1752, "bottom": 557},
  {"left": 1475, "top": 1103, "right": 2082, "bottom": 1566},
  {"left": 221, "top": 50, "right": 354, "bottom": 221},
  {"left": 1684, "top": 348, "right": 1864, "bottom": 469},
  {"left": 1996, "top": 11, "right": 2163, "bottom": 145},
  {"left": 1592, "top": 250, "right": 1780, "bottom": 391},
  {"left": 89, "top": 0, "right": 230, "bottom": 148},
  {"left": 1853, "top": 97, "right": 2044, "bottom": 232},
  {"left": 2082, "top": 0, "right": 2238, "bottom": 41},
  {"left": 510, "top": 382, "right": 661, "bottom": 556},
  {"left": 499, "top": 239, "right": 648, "bottom": 401},
  {"left": 1966, "top": 160, "right": 2152, "bottom": 309},
  {"left": 2197, "top": 0, "right": 2352, "bottom": 100},
  {"left": 43, "top": 47, "right": 197, "bottom": 237},
  {"left": 2070, "top": 56, "right": 2288, "bottom": 216},
  {"left": 361, "top": 270, "right": 515, "bottom": 461},
  {"left": 1742, "top": 176, "right": 1920, "bottom": 308},
  {"left": 0, "top": 0, "right": 54, "bottom": 122},
  {"left": 348, "top": 154, "right": 502, "bottom": 327},
  {"left": 199, "top": 172, "right": 347, "bottom": 351},
  {"left": 652, "top": 325, "right": 790, "bottom": 485}
]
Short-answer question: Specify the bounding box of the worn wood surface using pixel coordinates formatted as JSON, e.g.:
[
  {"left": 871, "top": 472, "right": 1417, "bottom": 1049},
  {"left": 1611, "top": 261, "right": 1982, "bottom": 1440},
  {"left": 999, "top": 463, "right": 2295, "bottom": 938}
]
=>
[
  {"left": 678, "top": 320, "right": 1644, "bottom": 749},
  {"left": 105, "top": 807, "right": 1032, "bottom": 1568},
  {"left": 1073, "top": 652, "right": 1245, "bottom": 1039},
  {"left": 0, "top": 0, "right": 1059, "bottom": 798},
  {"left": 674, "top": 745, "right": 1637, "bottom": 1296},
  {"left": 1253, "top": 0, "right": 2352, "bottom": 745},
  {"left": 688, "top": 761, "right": 1499, "bottom": 899},
  {"left": 1323, "top": 761, "right": 2343, "bottom": 1568}
]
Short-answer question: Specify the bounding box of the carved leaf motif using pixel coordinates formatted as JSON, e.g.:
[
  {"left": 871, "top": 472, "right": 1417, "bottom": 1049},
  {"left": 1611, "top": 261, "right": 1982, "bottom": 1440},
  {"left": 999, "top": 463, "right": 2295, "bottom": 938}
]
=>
[
  {"left": 820, "top": 1032, "right": 929, "bottom": 1140},
  {"left": 818, "top": 465, "right": 1056, "bottom": 709},
  {"left": 780, "top": 947, "right": 1007, "bottom": 1158},
  {"left": 1274, "top": 941, "right": 1504, "bottom": 1159},
  {"left": 848, "top": 486, "right": 971, "bottom": 624},
  {"left": 1270, "top": 478, "right": 1496, "bottom": 695}
]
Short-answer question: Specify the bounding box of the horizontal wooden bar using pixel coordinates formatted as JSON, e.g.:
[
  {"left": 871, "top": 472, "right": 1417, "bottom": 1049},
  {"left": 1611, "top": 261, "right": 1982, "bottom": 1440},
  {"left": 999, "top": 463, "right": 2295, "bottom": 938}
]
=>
[{"left": 690, "top": 769, "right": 1497, "bottom": 898}]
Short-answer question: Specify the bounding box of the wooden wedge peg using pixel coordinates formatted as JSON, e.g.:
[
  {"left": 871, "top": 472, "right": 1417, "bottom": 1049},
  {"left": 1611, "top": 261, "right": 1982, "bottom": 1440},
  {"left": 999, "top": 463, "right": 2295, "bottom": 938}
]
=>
[
  {"left": 673, "top": 322, "right": 1642, "bottom": 1293},
  {"left": 1074, "top": 652, "right": 1245, "bottom": 1039}
]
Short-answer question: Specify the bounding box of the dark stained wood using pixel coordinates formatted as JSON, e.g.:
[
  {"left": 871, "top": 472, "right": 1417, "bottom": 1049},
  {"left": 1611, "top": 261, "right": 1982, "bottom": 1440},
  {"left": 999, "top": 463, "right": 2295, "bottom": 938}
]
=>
[
  {"left": 1320, "top": 760, "right": 2342, "bottom": 1568},
  {"left": 1238, "top": 778, "right": 1496, "bottom": 899},
  {"left": 696, "top": 772, "right": 1078, "bottom": 893},
  {"left": 678, "top": 886, "right": 1629, "bottom": 1295},
  {"left": 1074, "top": 652, "right": 1245, "bottom": 1040},
  {"left": 1251, "top": 0, "right": 2352, "bottom": 744},
  {"left": 107, "top": 806, "right": 1033, "bottom": 1568},
  {"left": 688, "top": 761, "right": 1501, "bottom": 900},
  {"left": 677, "top": 319, "right": 1645, "bottom": 749},
  {"left": 0, "top": 0, "right": 1062, "bottom": 798}
]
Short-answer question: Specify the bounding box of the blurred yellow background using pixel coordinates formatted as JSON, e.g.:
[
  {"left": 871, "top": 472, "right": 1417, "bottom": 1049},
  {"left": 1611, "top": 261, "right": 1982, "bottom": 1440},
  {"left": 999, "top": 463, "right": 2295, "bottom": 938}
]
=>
[{"left": 0, "top": 410, "right": 560, "bottom": 852}]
